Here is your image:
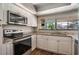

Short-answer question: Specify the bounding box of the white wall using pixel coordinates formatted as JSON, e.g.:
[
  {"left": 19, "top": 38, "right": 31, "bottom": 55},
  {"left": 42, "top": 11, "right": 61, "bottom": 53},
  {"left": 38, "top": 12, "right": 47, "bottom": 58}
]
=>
[{"left": 38, "top": 9, "right": 78, "bottom": 20}]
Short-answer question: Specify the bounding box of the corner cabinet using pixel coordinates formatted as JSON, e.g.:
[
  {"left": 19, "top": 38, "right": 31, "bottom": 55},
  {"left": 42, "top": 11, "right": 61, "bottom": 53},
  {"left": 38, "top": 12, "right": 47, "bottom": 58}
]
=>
[
  {"left": 37, "top": 35, "right": 74, "bottom": 55},
  {"left": 58, "top": 37, "right": 72, "bottom": 54}
]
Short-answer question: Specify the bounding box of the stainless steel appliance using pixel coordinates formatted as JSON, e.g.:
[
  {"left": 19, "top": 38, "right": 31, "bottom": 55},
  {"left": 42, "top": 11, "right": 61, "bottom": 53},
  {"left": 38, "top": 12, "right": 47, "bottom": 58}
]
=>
[
  {"left": 13, "top": 36, "right": 31, "bottom": 55},
  {"left": 3, "top": 29, "right": 32, "bottom": 55},
  {"left": 7, "top": 10, "right": 27, "bottom": 25}
]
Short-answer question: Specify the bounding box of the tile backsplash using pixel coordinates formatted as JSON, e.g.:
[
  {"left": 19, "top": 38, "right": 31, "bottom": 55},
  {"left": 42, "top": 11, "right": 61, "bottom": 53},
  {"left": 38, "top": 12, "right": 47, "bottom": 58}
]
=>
[{"left": 3, "top": 25, "right": 34, "bottom": 34}]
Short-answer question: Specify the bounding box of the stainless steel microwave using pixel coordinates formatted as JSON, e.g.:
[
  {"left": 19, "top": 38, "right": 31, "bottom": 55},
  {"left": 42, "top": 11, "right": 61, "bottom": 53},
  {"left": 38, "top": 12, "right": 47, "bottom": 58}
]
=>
[{"left": 7, "top": 10, "right": 27, "bottom": 25}]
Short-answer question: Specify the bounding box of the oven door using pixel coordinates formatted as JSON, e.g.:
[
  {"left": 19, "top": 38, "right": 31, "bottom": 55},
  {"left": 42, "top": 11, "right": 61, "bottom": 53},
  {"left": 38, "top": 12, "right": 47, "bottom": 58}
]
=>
[{"left": 13, "top": 37, "right": 31, "bottom": 55}]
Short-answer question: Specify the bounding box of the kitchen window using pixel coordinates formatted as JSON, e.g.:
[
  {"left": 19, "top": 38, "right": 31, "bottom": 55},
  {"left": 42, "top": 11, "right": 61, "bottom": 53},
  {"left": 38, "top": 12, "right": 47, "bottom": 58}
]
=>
[
  {"left": 67, "top": 20, "right": 78, "bottom": 30},
  {"left": 56, "top": 20, "right": 78, "bottom": 30},
  {"left": 57, "top": 22, "right": 68, "bottom": 29},
  {"left": 44, "top": 19, "right": 56, "bottom": 30},
  {"left": 40, "top": 18, "right": 78, "bottom": 30}
]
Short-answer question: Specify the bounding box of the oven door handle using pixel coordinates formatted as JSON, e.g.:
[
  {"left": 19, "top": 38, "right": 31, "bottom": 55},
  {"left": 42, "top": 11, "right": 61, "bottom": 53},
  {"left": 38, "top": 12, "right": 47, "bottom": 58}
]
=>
[{"left": 13, "top": 36, "right": 31, "bottom": 43}]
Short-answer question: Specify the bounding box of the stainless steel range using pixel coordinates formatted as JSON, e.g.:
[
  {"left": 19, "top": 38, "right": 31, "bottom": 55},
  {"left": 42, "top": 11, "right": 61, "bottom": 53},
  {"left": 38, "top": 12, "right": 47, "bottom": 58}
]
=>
[{"left": 3, "top": 29, "right": 32, "bottom": 55}]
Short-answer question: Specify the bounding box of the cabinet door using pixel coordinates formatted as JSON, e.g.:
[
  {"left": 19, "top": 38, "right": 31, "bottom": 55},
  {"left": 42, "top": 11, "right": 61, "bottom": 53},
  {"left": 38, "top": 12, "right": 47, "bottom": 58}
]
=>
[
  {"left": 0, "top": 27, "right": 3, "bottom": 55},
  {"left": 10, "top": 43, "right": 13, "bottom": 55},
  {"left": 2, "top": 44, "right": 7, "bottom": 55},
  {"left": 0, "top": 4, "right": 10, "bottom": 25},
  {"left": 0, "top": 45, "right": 2, "bottom": 55},
  {"left": 48, "top": 36, "right": 58, "bottom": 53},
  {"left": 37, "top": 35, "right": 48, "bottom": 50},
  {"left": 27, "top": 13, "right": 37, "bottom": 27},
  {"left": 6, "top": 42, "right": 13, "bottom": 55},
  {"left": 58, "top": 37, "right": 72, "bottom": 55},
  {"left": 2, "top": 4, "right": 9, "bottom": 24},
  {"left": 32, "top": 35, "right": 36, "bottom": 51},
  {"left": 0, "top": 4, "right": 4, "bottom": 24},
  {"left": 30, "top": 15, "right": 37, "bottom": 27}
]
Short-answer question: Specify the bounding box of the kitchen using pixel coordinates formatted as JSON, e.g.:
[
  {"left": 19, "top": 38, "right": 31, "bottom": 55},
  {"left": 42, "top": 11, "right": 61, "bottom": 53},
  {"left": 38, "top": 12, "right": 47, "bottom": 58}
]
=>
[{"left": 0, "top": 3, "right": 79, "bottom": 55}]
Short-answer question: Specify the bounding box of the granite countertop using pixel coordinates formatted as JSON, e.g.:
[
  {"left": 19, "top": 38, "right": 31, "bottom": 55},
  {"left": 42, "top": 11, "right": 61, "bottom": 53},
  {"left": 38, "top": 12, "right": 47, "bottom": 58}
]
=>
[
  {"left": 36, "top": 32, "right": 72, "bottom": 38},
  {"left": 3, "top": 32, "right": 75, "bottom": 43},
  {"left": 32, "top": 32, "right": 75, "bottom": 39}
]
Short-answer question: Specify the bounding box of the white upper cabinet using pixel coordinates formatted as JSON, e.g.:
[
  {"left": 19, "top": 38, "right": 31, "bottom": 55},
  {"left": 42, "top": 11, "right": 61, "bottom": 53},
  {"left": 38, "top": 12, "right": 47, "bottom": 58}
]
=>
[
  {"left": 31, "top": 15, "right": 37, "bottom": 27},
  {"left": 7, "top": 4, "right": 37, "bottom": 27},
  {"left": 27, "top": 13, "right": 37, "bottom": 27},
  {"left": 0, "top": 3, "right": 37, "bottom": 27},
  {"left": 0, "top": 4, "right": 3, "bottom": 20},
  {"left": 3, "top": 4, "right": 9, "bottom": 24},
  {"left": 0, "top": 4, "right": 4, "bottom": 24}
]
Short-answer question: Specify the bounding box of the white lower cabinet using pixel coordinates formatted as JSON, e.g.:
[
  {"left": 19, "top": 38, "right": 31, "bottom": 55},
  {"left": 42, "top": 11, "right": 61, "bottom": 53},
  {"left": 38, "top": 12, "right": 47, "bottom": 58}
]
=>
[
  {"left": 10, "top": 43, "right": 13, "bottom": 55},
  {"left": 0, "top": 45, "right": 2, "bottom": 55},
  {"left": 32, "top": 35, "right": 36, "bottom": 51},
  {"left": 2, "top": 44, "right": 7, "bottom": 55},
  {"left": 6, "top": 42, "right": 13, "bottom": 55},
  {"left": 2, "top": 42, "right": 13, "bottom": 55},
  {"left": 48, "top": 36, "right": 58, "bottom": 53},
  {"left": 37, "top": 35, "right": 48, "bottom": 50},
  {"left": 37, "top": 35, "right": 73, "bottom": 55},
  {"left": 0, "top": 26, "right": 3, "bottom": 55},
  {"left": 58, "top": 37, "right": 72, "bottom": 54}
]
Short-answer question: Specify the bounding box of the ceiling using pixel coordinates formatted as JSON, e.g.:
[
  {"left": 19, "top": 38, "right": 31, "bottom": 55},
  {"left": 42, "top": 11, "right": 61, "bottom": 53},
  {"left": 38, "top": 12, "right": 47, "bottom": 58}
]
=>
[
  {"left": 19, "top": 3, "right": 78, "bottom": 16},
  {"left": 21, "top": 3, "right": 71, "bottom": 12},
  {"left": 33, "top": 3, "right": 71, "bottom": 11}
]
